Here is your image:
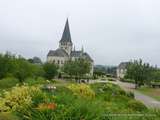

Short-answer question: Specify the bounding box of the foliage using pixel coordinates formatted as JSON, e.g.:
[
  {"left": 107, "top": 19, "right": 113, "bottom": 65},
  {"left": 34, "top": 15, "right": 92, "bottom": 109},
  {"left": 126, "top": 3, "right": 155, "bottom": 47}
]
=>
[
  {"left": 63, "top": 58, "right": 91, "bottom": 80},
  {"left": 0, "top": 81, "right": 159, "bottom": 120},
  {"left": 67, "top": 84, "right": 95, "bottom": 99},
  {"left": 43, "top": 63, "right": 58, "bottom": 80},
  {"left": 0, "top": 52, "right": 45, "bottom": 83},
  {"left": 14, "top": 58, "right": 35, "bottom": 83},
  {"left": 0, "top": 53, "right": 16, "bottom": 79},
  {"left": 127, "top": 100, "right": 147, "bottom": 112},
  {"left": 0, "top": 77, "right": 19, "bottom": 90},
  {"left": 0, "top": 85, "right": 46, "bottom": 112},
  {"left": 94, "top": 65, "right": 117, "bottom": 77},
  {"left": 125, "top": 59, "right": 154, "bottom": 88},
  {"left": 0, "top": 112, "right": 19, "bottom": 120},
  {"left": 93, "top": 68, "right": 106, "bottom": 76},
  {"left": 149, "top": 69, "right": 160, "bottom": 83},
  {"left": 25, "top": 77, "right": 46, "bottom": 86}
]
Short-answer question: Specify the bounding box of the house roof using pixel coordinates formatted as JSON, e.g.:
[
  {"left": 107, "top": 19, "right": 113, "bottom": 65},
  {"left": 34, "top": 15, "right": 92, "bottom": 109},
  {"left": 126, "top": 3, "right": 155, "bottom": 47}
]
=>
[
  {"left": 47, "top": 48, "right": 69, "bottom": 57},
  {"left": 59, "top": 19, "right": 72, "bottom": 44}
]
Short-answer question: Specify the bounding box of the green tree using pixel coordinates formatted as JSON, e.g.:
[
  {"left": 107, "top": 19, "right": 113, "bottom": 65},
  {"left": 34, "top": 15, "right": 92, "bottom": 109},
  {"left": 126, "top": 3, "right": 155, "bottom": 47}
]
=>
[
  {"left": 0, "top": 52, "right": 46, "bottom": 83},
  {"left": 149, "top": 68, "right": 160, "bottom": 83},
  {"left": 0, "top": 53, "right": 16, "bottom": 78},
  {"left": 93, "top": 68, "right": 106, "bottom": 77},
  {"left": 14, "top": 58, "right": 34, "bottom": 83},
  {"left": 43, "top": 63, "right": 58, "bottom": 80},
  {"left": 125, "top": 59, "right": 152, "bottom": 88},
  {"left": 63, "top": 58, "right": 91, "bottom": 81},
  {"left": 31, "top": 64, "right": 45, "bottom": 79}
]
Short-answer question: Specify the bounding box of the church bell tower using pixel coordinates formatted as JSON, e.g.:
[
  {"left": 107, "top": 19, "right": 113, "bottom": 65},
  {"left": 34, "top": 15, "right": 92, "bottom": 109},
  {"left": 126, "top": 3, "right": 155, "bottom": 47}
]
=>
[{"left": 59, "top": 19, "right": 73, "bottom": 56}]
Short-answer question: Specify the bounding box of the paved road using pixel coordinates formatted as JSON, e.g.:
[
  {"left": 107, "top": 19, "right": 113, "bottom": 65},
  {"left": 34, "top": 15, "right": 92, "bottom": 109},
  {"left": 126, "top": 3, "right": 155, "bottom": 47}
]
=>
[{"left": 90, "top": 79, "right": 160, "bottom": 109}]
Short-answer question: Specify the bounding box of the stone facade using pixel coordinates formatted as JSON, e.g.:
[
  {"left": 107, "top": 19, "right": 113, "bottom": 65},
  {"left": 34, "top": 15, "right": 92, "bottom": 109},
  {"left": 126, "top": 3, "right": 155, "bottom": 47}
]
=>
[
  {"left": 47, "top": 19, "right": 94, "bottom": 75},
  {"left": 116, "top": 62, "right": 129, "bottom": 79}
]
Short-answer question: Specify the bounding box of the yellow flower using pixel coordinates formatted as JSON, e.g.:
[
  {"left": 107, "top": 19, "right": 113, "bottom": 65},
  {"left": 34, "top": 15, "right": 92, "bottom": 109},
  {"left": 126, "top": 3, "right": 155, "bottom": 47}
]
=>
[{"left": 67, "top": 84, "right": 95, "bottom": 99}]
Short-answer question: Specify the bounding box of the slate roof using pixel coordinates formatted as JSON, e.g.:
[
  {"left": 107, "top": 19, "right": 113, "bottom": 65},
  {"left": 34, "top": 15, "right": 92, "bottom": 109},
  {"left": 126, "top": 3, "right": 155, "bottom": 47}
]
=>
[
  {"left": 59, "top": 19, "right": 72, "bottom": 44},
  {"left": 47, "top": 48, "right": 69, "bottom": 57},
  {"left": 82, "top": 52, "right": 93, "bottom": 62},
  {"left": 71, "top": 51, "right": 82, "bottom": 57},
  {"left": 71, "top": 51, "right": 93, "bottom": 62}
]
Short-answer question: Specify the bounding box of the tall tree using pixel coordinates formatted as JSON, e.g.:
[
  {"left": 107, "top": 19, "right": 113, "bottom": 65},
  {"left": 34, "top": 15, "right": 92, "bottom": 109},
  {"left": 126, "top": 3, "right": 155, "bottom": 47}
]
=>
[
  {"left": 14, "top": 58, "right": 35, "bottom": 83},
  {"left": 125, "top": 59, "right": 153, "bottom": 88},
  {"left": 43, "top": 63, "right": 58, "bottom": 80},
  {"left": 63, "top": 58, "right": 91, "bottom": 81}
]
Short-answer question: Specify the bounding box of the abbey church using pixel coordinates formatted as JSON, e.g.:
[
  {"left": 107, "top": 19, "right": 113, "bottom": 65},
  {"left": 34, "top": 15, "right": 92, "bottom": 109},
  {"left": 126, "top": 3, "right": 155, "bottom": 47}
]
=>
[{"left": 47, "top": 19, "right": 94, "bottom": 75}]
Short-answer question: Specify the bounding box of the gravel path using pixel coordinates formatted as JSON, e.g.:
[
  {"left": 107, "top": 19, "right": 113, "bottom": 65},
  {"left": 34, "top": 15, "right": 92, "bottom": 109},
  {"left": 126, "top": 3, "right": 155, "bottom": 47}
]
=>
[
  {"left": 117, "top": 81, "right": 160, "bottom": 109},
  {"left": 90, "top": 79, "right": 160, "bottom": 108}
]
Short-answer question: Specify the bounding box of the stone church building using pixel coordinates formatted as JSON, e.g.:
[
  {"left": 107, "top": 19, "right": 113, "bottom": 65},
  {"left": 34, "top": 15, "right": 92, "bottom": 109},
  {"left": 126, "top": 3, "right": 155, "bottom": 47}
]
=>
[{"left": 47, "top": 19, "right": 94, "bottom": 75}]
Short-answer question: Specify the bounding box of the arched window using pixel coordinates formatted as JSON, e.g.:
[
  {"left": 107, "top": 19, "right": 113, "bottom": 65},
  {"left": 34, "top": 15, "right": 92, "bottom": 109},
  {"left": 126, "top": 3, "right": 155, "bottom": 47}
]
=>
[{"left": 57, "top": 60, "right": 60, "bottom": 64}]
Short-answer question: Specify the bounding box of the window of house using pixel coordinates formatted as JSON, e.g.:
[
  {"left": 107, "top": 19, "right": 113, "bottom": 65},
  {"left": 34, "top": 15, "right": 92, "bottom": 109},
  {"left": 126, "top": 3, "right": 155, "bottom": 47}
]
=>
[{"left": 58, "top": 60, "right": 60, "bottom": 64}]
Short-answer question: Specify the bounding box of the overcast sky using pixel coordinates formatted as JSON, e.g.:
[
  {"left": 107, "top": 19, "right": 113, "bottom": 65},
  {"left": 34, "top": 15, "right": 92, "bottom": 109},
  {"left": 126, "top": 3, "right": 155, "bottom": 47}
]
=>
[{"left": 0, "top": 0, "right": 160, "bottom": 66}]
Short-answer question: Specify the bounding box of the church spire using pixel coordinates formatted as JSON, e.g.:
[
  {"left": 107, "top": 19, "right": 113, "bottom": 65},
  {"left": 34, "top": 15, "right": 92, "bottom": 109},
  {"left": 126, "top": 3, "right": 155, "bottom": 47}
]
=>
[{"left": 60, "top": 18, "right": 72, "bottom": 44}]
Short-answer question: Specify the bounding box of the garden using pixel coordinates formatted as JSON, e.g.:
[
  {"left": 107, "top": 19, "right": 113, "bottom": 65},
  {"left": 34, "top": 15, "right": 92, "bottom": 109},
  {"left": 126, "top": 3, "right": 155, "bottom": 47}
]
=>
[{"left": 0, "top": 80, "right": 160, "bottom": 120}]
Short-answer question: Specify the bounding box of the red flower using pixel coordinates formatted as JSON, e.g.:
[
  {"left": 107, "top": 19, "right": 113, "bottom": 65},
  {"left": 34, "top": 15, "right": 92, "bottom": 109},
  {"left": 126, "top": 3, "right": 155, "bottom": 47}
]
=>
[
  {"left": 47, "top": 103, "right": 57, "bottom": 110},
  {"left": 38, "top": 103, "right": 57, "bottom": 110}
]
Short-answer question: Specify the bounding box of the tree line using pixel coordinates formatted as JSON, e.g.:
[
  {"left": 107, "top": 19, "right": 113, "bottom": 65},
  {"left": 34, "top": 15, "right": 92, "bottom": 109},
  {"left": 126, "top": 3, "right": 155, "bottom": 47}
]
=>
[
  {"left": 0, "top": 52, "right": 91, "bottom": 83},
  {"left": 125, "top": 59, "right": 160, "bottom": 88}
]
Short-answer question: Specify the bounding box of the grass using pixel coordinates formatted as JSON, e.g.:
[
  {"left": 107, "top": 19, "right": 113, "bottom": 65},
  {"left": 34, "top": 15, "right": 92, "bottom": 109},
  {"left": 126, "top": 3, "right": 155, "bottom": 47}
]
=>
[{"left": 138, "top": 87, "right": 160, "bottom": 101}]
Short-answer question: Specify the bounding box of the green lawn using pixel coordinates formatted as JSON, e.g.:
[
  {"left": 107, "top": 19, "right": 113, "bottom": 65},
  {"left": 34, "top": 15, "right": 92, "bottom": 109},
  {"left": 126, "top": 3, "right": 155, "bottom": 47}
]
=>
[{"left": 138, "top": 87, "right": 160, "bottom": 101}]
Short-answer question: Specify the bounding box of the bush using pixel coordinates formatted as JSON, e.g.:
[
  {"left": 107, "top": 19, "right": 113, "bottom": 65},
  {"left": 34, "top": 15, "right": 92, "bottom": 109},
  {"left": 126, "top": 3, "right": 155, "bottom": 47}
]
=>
[
  {"left": 43, "top": 63, "right": 58, "bottom": 80},
  {"left": 67, "top": 84, "right": 95, "bottom": 99},
  {"left": 0, "top": 85, "right": 46, "bottom": 112},
  {"left": 127, "top": 100, "right": 147, "bottom": 112},
  {"left": 65, "top": 99, "right": 105, "bottom": 120},
  {"left": 25, "top": 77, "right": 46, "bottom": 86},
  {"left": 126, "top": 91, "right": 134, "bottom": 98},
  {"left": 0, "top": 53, "right": 45, "bottom": 83},
  {"left": 0, "top": 77, "right": 19, "bottom": 89}
]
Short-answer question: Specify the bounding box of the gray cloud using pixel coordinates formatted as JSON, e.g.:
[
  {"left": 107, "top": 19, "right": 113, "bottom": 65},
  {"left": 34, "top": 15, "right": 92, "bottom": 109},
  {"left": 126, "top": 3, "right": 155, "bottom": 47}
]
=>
[{"left": 0, "top": 0, "right": 160, "bottom": 66}]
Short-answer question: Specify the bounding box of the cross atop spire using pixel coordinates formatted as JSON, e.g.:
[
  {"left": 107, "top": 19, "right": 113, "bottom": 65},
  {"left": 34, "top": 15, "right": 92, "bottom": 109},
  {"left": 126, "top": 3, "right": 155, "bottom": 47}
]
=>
[{"left": 60, "top": 18, "right": 72, "bottom": 44}]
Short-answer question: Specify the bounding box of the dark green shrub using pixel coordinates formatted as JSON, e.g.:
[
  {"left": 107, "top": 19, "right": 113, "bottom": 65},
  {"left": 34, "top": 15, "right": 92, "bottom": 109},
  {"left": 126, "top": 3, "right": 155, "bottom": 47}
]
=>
[
  {"left": 108, "top": 78, "right": 116, "bottom": 81},
  {"left": 118, "top": 89, "right": 126, "bottom": 96},
  {"left": 43, "top": 63, "right": 58, "bottom": 80},
  {"left": 0, "top": 77, "right": 18, "bottom": 89},
  {"left": 126, "top": 92, "right": 134, "bottom": 98},
  {"left": 103, "top": 93, "right": 112, "bottom": 101},
  {"left": 25, "top": 77, "right": 46, "bottom": 86},
  {"left": 127, "top": 100, "right": 147, "bottom": 112}
]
